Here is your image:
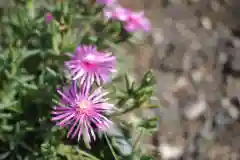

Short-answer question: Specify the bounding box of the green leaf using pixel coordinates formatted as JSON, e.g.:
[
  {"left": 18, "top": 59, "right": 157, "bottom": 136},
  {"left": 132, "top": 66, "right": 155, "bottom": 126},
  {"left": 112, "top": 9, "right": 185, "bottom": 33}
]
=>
[
  {"left": 0, "top": 101, "right": 18, "bottom": 110},
  {"left": 124, "top": 74, "right": 131, "bottom": 92},
  {"left": 146, "top": 105, "right": 159, "bottom": 109},
  {"left": 1, "top": 125, "right": 14, "bottom": 132},
  {"left": 137, "top": 117, "right": 159, "bottom": 133},
  {"left": 13, "top": 76, "right": 37, "bottom": 90},
  {"left": 0, "top": 54, "right": 5, "bottom": 71},
  {"left": 141, "top": 70, "right": 155, "bottom": 86},
  {"left": 61, "top": 30, "right": 78, "bottom": 52},
  {"left": 22, "top": 49, "right": 41, "bottom": 59},
  {"left": 62, "top": 1, "right": 69, "bottom": 16},
  {"left": 18, "top": 75, "right": 35, "bottom": 82},
  {"left": 20, "top": 142, "right": 35, "bottom": 153},
  {"left": 7, "top": 105, "right": 22, "bottom": 113},
  {"left": 136, "top": 86, "right": 154, "bottom": 96},
  {"left": 52, "top": 33, "right": 61, "bottom": 55},
  {"left": 0, "top": 152, "right": 10, "bottom": 160},
  {"left": 46, "top": 67, "right": 57, "bottom": 77},
  {"left": 26, "top": 0, "right": 35, "bottom": 19},
  {"left": 88, "top": 36, "right": 98, "bottom": 44},
  {"left": 140, "top": 155, "right": 153, "bottom": 160}
]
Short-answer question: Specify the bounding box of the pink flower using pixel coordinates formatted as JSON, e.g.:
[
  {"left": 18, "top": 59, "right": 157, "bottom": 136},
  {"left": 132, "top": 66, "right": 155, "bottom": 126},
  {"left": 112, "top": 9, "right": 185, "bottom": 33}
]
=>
[
  {"left": 104, "top": 6, "right": 151, "bottom": 32},
  {"left": 96, "top": 0, "right": 116, "bottom": 6},
  {"left": 124, "top": 11, "right": 151, "bottom": 32},
  {"left": 52, "top": 82, "right": 114, "bottom": 144},
  {"left": 45, "top": 12, "right": 53, "bottom": 24},
  {"left": 65, "top": 45, "right": 116, "bottom": 86},
  {"left": 104, "top": 5, "right": 129, "bottom": 21}
]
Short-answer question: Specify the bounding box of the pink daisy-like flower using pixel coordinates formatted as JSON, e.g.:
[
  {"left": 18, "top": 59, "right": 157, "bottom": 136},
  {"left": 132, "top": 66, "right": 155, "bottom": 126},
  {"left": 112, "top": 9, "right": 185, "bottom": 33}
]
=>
[
  {"left": 65, "top": 45, "right": 116, "bottom": 86},
  {"left": 45, "top": 12, "right": 53, "bottom": 24},
  {"left": 96, "top": 0, "right": 116, "bottom": 6},
  {"left": 52, "top": 82, "right": 114, "bottom": 144}
]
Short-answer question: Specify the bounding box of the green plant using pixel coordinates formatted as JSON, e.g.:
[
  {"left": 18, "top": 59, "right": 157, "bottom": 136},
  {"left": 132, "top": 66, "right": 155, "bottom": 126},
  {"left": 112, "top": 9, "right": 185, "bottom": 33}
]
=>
[{"left": 0, "top": 0, "right": 158, "bottom": 159}]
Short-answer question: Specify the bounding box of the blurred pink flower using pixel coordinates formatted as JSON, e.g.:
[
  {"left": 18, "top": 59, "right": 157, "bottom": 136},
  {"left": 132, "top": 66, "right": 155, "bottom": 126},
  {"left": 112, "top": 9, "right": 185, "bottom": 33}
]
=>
[
  {"left": 45, "top": 12, "right": 53, "bottom": 24},
  {"left": 65, "top": 45, "right": 116, "bottom": 86},
  {"left": 52, "top": 82, "right": 113, "bottom": 144},
  {"left": 104, "top": 5, "right": 129, "bottom": 21},
  {"left": 124, "top": 11, "right": 151, "bottom": 32},
  {"left": 104, "top": 6, "right": 151, "bottom": 32},
  {"left": 96, "top": 0, "right": 116, "bottom": 6}
]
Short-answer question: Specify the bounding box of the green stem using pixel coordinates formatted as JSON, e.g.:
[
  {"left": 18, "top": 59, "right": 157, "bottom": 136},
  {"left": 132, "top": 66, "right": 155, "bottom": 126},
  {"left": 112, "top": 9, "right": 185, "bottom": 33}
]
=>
[
  {"left": 104, "top": 133, "right": 119, "bottom": 160},
  {"left": 78, "top": 153, "right": 85, "bottom": 160},
  {"left": 77, "top": 149, "right": 101, "bottom": 160},
  {"left": 111, "top": 103, "right": 140, "bottom": 117},
  {"left": 27, "top": 0, "right": 35, "bottom": 19},
  {"left": 132, "top": 129, "right": 145, "bottom": 151}
]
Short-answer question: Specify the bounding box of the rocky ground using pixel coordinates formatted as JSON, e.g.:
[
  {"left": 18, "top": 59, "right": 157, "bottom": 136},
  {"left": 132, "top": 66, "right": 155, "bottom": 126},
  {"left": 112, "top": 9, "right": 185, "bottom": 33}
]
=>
[{"left": 119, "top": 0, "right": 240, "bottom": 159}]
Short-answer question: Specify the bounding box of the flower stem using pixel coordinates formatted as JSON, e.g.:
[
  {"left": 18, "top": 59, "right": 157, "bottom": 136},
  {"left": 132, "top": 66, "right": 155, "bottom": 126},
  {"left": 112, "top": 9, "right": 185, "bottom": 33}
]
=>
[
  {"left": 77, "top": 149, "right": 101, "bottom": 160},
  {"left": 104, "top": 133, "right": 119, "bottom": 160},
  {"left": 132, "top": 129, "right": 145, "bottom": 151}
]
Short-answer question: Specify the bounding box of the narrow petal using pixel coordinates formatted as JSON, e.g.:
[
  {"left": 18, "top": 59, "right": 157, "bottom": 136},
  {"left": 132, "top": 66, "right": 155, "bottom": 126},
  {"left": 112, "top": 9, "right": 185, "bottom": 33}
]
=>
[
  {"left": 67, "top": 116, "right": 81, "bottom": 138},
  {"left": 57, "top": 89, "right": 72, "bottom": 104},
  {"left": 52, "top": 112, "right": 72, "bottom": 121},
  {"left": 57, "top": 113, "right": 76, "bottom": 126}
]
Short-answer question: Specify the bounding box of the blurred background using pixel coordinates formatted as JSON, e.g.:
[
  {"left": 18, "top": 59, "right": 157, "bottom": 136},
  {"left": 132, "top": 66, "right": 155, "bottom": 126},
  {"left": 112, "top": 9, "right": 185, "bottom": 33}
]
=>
[{"left": 118, "top": 0, "right": 240, "bottom": 159}]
